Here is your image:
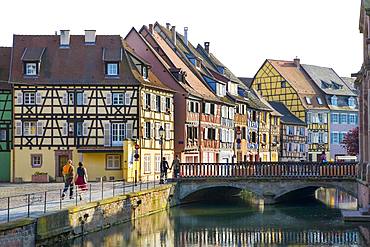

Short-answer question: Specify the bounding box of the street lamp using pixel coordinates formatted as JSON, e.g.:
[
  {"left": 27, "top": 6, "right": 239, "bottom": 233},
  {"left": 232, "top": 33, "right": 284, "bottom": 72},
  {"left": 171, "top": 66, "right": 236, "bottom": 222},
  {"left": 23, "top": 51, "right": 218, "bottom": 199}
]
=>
[{"left": 159, "top": 126, "right": 164, "bottom": 184}]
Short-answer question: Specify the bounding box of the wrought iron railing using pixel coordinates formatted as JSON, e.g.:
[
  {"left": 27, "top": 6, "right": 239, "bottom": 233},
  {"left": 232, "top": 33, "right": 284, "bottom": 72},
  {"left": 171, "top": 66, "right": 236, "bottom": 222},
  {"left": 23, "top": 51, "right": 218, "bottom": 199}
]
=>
[{"left": 179, "top": 162, "right": 358, "bottom": 178}]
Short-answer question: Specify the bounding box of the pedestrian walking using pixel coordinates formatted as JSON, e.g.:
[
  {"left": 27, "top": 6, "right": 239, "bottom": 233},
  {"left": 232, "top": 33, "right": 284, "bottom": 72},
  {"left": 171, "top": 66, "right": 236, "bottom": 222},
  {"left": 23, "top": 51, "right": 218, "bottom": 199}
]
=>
[
  {"left": 75, "top": 162, "right": 88, "bottom": 201},
  {"left": 320, "top": 151, "right": 328, "bottom": 164},
  {"left": 160, "top": 157, "right": 169, "bottom": 184},
  {"left": 171, "top": 155, "right": 180, "bottom": 179},
  {"left": 62, "top": 160, "right": 75, "bottom": 199}
]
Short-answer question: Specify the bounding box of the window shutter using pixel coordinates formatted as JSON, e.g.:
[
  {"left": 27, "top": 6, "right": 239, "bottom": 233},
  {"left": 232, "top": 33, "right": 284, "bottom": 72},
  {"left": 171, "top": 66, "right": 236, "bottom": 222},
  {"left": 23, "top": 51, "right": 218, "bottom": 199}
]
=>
[
  {"left": 151, "top": 94, "right": 155, "bottom": 110},
  {"left": 323, "top": 114, "right": 327, "bottom": 124},
  {"left": 106, "top": 93, "right": 112, "bottom": 106},
  {"left": 161, "top": 97, "right": 166, "bottom": 112},
  {"left": 204, "top": 128, "right": 208, "bottom": 140},
  {"left": 83, "top": 93, "right": 88, "bottom": 105},
  {"left": 170, "top": 98, "right": 174, "bottom": 113},
  {"left": 143, "top": 123, "right": 147, "bottom": 138},
  {"left": 323, "top": 133, "right": 328, "bottom": 144},
  {"left": 62, "top": 122, "right": 68, "bottom": 136},
  {"left": 104, "top": 122, "right": 111, "bottom": 146},
  {"left": 36, "top": 92, "right": 42, "bottom": 105},
  {"left": 83, "top": 122, "right": 88, "bottom": 136},
  {"left": 124, "top": 93, "right": 130, "bottom": 106},
  {"left": 36, "top": 121, "right": 43, "bottom": 136},
  {"left": 16, "top": 92, "right": 23, "bottom": 105},
  {"left": 126, "top": 122, "right": 133, "bottom": 139},
  {"left": 15, "top": 121, "right": 22, "bottom": 136},
  {"left": 62, "top": 93, "right": 68, "bottom": 105},
  {"left": 215, "top": 128, "right": 218, "bottom": 141}
]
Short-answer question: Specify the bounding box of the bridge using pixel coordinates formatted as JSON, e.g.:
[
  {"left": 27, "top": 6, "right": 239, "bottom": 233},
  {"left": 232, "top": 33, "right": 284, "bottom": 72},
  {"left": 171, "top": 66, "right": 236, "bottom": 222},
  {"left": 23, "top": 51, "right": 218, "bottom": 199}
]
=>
[{"left": 174, "top": 162, "right": 358, "bottom": 204}]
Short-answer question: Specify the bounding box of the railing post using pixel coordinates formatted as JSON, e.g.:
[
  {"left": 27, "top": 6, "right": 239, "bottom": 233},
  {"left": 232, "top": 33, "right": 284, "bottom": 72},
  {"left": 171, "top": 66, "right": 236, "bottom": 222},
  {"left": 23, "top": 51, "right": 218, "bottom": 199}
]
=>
[
  {"left": 101, "top": 179, "right": 104, "bottom": 200},
  {"left": 113, "top": 181, "right": 115, "bottom": 197},
  {"left": 59, "top": 189, "right": 62, "bottom": 210},
  {"left": 44, "top": 191, "right": 47, "bottom": 213},
  {"left": 89, "top": 184, "right": 92, "bottom": 202},
  {"left": 27, "top": 194, "right": 30, "bottom": 218},
  {"left": 7, "top": 197, "right": 10, "bottom": 222}
]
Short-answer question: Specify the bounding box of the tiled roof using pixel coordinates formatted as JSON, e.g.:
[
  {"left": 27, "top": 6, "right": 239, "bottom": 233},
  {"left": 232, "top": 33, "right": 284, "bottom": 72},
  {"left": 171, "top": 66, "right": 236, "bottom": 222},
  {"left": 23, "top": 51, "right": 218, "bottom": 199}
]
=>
[
  {"left": 21, "top": 47, "right": 45, "bottom": 61},
  {"left": 238, "top": 77, "right": 253, "bottom": 88},
  {"left": 340, "top": 77, "right": 358, "bottom": 94},
  {"left": 301, "top": 64, "right": 356, "bottom": 97},
  {"left": 10, "top": 35, "right": 139, "bottom": 85},
  {"left": 0, "top": 47, "right": 11, "bottom": 90},
  {"left": 268, "top": 59, "right": 328, "bottom": 109},
  {"left": 269, "top": 101, "right": 306, "bottom": 126}
]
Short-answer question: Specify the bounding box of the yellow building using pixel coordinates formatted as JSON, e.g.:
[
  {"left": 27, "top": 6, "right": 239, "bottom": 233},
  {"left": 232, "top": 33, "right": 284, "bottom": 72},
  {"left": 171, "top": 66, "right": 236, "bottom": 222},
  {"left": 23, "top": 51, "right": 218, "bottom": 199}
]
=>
[
  {"left": 252, "top": 59, "right": 329, "bottom": 161},
  {"left": 10, "top": 31, "right": 174, "bottom": 182}
]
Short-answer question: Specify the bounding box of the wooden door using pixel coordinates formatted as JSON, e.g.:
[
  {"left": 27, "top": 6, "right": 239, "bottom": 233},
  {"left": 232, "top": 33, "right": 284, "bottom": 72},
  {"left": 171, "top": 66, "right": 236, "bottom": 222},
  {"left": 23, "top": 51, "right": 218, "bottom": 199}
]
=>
[{"left": 57, "top": 155, "right": 69, "bottom": 177}]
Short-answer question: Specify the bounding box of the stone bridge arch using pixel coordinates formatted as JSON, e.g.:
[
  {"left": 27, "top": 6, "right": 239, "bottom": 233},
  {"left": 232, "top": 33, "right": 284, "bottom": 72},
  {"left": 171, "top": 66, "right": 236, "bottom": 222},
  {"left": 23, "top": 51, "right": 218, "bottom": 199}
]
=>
[{"left": 174, "top": 178, "right": 358, "bottom": 204}]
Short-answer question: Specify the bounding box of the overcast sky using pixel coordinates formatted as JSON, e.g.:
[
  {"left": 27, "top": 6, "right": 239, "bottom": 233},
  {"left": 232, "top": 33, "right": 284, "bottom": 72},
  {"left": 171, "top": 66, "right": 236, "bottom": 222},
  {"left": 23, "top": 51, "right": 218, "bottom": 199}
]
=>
[{"left": 0, "top": 0, "right": 362, "bottom": 77}]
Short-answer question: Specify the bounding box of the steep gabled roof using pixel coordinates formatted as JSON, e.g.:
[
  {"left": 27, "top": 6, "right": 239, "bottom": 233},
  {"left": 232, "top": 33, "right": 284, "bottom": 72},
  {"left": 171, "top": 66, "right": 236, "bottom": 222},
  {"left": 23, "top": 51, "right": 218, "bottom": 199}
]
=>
[
  {"left": 10, "top": 35, "right": 139, "bottom": 85},
  {"left": 238, "top": 77, "right": 253, "bottom": 89},
  {"left": 341, "top": 77, "right": 358, "bottom": 93},
  {"left": 269, "top": 101, "right": 306, "bottom": 126},
  {"left": 301, "top": 64, "right": 356, "bottom": 97},
  {"left": 0, "top": 47, "right": 11, "bottom": 90}
]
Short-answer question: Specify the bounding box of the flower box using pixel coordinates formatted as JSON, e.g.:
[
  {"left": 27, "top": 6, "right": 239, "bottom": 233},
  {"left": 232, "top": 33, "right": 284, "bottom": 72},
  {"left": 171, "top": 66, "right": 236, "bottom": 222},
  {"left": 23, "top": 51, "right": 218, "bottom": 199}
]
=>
[{"left": 31, "top": 173, "right": 49, "bottom": 183}]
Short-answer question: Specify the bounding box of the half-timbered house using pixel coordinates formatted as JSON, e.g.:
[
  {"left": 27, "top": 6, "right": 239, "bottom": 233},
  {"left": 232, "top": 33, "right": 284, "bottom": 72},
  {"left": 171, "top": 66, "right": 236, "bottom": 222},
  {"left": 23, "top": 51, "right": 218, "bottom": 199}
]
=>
[
  {"left": 269, "top": 101, "right": 307, "bottom": 161},
  {"left": 10, "top": 31, "right": 174, "bottom": 182},
  {"left": 0, "top": 47, "right": 12, "bottom": 181},
  {"left": 252, "top": 59, "right": 330, "bottom": 162}
]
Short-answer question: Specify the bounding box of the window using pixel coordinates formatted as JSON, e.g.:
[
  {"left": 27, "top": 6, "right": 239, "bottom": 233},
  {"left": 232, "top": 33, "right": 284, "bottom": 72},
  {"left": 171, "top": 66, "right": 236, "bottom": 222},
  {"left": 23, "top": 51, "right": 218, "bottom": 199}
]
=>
[
  {"left": 318, "top": 133, "right": 324, "bottom": 144},
  {"left": 257, "top": 84, "right": 261, "bottom": 90},
  {"left": 25, "top": 62, "right": 37, "bottom": 76},
  {"left": 331, "top": 95, "right": 338, "bottom": 106},
  {"left": 106, "top": 63, "right": 118, "bottom": 76},
  {"left": 111, "top": 123, "right": 125, "bottom": 146},
  {"left": 317, "top": 97, "right": 323, "bottom": 105},
  {"left": 113, "top": 93, "right": 124, "bottom": 106},
  {"left": 210, "top": 103, "right": 215, "bottom": 115},
  {"left": 251, "top": 132, "right": 257, "bottom": 143},
  {"left": 348, "top": 97, "right": 356, "bottom": 108},
  {"left": 68, "top": 92, "right": 74, "bottom": 105},
  {"left": 76, "top": 92, "right": 84, "bottom": 106},
  {"left": 288, "top": 143, "right": 292, "bottom": 152},
  {"left": 262, "top": 133, "right": 267, "bottom": 143},
  {"left": 349, "top": 114, "right": 356, "bottom": 124},
  {"left": 318, "top": 113, "right": 323, "bottom": 123},
  {"left": 340, "top": 113, "right": 347, "bottom": 124},
  {"left": 281, "top": 81, "right": 286, "bottom": 88},
  {"left": 339, "top": 132, "right": 346, "bottom": 143},
  {"left": 76, "top": 122, "right": 83, "bottom": 137},
  {"left": 305, "top": 97, "right": 312, "bottom": 105},
  {"left": 287, "top": 126, "right": 294, "bottom": 136},
  {"left": 31, "top": 154, "right": 42, "bottom": 168},
  {"left": 332, "top": 132, "right": 339, "bottom": 144},
  {"left": 144, "top": 122, "right": 151, "bottom": 138},
  {"left": 165, "top": 97, "right": 171, "bottom": 111},
  {"left": 156, "top": 95, "right": 161, "bottom": 112},
  {"left": 0, "top": 129, "right": 6, "bottom": 141},
  {"left": 331, "top": 113, "right": 339, "bottom": 124},
  {"left": 145, "top": 93, "right": 151, "bottom": 109},
  {"left": 165, "top": 123, "right": 171, "bottom": 140},
  {"left": 299, "top": 127, "right": 305, "bottom": 136},
  {"left": 299, "top": 144, "right": 305, "bottom": 153},
  {"left": 155, "top": 155, "right": 161, "bottom": 173},
  {"left": 252, "top": 111, "right": 257, "bottom": 121},
  {"left": 24, "top": 121, "right": 37, "bottom": 136},
  {"left": 24, "top": 92, "right": 36, "bottom": 105},
  {"left": 106, "top": 155, "right": 121, "bottom": 170},
  {"left": 144, "top": 155, "right": 151, "bottom": 173},
  {"left": 142, "top": 66, "right": 148, "bottom": 79},
  {"left": 307, "top": 132, "right": 312, "bottom": 144}
]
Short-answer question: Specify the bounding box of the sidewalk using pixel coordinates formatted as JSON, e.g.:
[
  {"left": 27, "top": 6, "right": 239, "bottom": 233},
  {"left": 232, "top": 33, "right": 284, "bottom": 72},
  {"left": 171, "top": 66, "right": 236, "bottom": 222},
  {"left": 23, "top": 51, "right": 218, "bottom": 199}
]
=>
[{"left": 0, "top": 180, "right": 162, "bottom": 223}]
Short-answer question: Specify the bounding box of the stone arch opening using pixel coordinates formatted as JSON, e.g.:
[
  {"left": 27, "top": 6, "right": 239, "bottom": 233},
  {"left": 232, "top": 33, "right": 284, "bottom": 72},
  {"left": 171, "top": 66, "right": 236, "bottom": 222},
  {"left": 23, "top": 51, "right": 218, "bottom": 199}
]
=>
[{"left": 181, "top": 185, "right": 260, "bottom": 204}]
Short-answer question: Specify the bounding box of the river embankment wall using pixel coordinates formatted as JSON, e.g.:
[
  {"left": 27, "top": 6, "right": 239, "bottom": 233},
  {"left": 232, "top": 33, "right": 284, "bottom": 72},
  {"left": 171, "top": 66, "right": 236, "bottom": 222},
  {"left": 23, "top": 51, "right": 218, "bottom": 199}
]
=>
[{"left": 0, "top": 184, "right": 176, "bottom": 246}]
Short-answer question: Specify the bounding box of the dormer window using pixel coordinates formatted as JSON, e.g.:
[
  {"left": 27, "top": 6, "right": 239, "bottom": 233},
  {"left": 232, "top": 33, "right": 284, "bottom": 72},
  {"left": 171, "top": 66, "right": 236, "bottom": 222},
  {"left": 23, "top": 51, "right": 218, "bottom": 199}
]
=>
[
  {"left": 331, "top": 95, "right": 338, "bottom": 106},
  {"left": 317, "top": 97, "right": 323, "bottom": 105},
  {"left": 348, "top": 97, "right": 356, "bottom": 107},
  {"left": 217, "top": 66, "right": 225, "bottom": 74},
  {"left": 24, "top": 62, "right": 38, "bottom": 76},
  {"left": 305, "top": 97, "right": 312, "bottom": 105},
  {"left": 195, "top": 58, "right": 202, "bottom": 69},
  {"left": 142, "top": 66, "right": 148, "bottom": 79},
  {"left": 106, "top": 63, "right": 119, "bottom": 76}
]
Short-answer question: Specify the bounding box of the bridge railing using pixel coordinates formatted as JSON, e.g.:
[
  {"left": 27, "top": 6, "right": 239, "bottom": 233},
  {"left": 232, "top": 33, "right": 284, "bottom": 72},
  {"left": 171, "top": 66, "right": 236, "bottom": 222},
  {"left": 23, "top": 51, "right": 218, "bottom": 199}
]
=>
[{"left": 179, "top": 162, "right": 358, "bottom": 179}]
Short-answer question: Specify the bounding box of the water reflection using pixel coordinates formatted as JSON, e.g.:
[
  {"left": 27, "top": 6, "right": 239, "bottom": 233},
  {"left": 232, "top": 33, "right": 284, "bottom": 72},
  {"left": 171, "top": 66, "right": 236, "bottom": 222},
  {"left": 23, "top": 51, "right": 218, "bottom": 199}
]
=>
[
  {"left": 316, "top": 187, "right": 357, "bottom": 210},
  {"left": 62, "top": 188, "right": 368, "bottom": 247}
]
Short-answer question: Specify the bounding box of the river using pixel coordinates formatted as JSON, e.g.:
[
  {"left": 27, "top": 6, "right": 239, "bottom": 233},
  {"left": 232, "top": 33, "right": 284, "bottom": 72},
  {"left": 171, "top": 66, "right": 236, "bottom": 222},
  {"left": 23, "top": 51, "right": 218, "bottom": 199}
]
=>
[{"left": 61, "top": 188, "right": 370, "bottom": 247}]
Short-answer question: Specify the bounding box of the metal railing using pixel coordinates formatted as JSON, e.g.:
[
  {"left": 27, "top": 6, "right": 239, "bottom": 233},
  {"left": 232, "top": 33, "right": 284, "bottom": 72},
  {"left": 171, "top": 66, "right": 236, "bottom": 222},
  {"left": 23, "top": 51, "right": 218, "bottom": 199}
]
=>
[
  {"left": 0, "top": 176, "right": 163, "bottom": 223},
  {"left": 179, "top": 162, "right": 358, "bottom": 179}
]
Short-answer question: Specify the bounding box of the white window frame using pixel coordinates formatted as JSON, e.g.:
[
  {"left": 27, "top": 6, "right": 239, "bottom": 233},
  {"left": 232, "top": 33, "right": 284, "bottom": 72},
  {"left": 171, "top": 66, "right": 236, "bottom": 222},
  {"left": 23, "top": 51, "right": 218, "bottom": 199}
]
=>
[
  {"left": 31, "top": 154, "right": 42, "bottom": 168},
  {"left": 144, "top": 155, "right": 151, "bottom": 173},
  {"left": 24, "top": 121, "right": 37, "bottom": 136},
  {"left": 0, "top": 129, "right": 6, "bottom": 141},
  {"left": 331, "top": 95, "right": 338, "bottom": 106},
  {"left": 111, "top": 123, "right": 125, "bottom": 146},
  {"left": 106, "top": 155, "right": 121, "bottom": 170},
  {"left": 155, "top": 155, "right": 161, "bottom": 173},
  {"left": 25, "top": 63, "right": 37, "bottom": 76},
  {"left": 107, "top": 63, "right": 118, "bottom": 76},
  {"left": 331, "top": 113, "right": 339, "bottom": 124},
  {"left": 332, "top": 132, "right": 339, "bottom": 144},
  {"left": 24, "top": 92, "right": 36, "bottom": 105},
  {"left": 165, "top": 123, "right": 171, "bottom": 140},
  {"left": 349, "top": 114, "right": 356, "bottom": 124},
  {"left": 317, "top": 97, "right": 323, "bottom": 105},
  {"left": 305, "top": 97, "right": 312, "bottom": 105},
  {"left": 112, "top": 93, "right": 124, "bottom": 106},
  {"left": 340, "top": 113, "right": 347, "bottom": 124},
  {"left": 348, "top": 97, "right": 355, "bottom": 108},
  {"left": 76, "top": 92, "right": 84, "bottom": 106},
  {"left": 144, "top": 122, "right": 151, "bottom": 139}
]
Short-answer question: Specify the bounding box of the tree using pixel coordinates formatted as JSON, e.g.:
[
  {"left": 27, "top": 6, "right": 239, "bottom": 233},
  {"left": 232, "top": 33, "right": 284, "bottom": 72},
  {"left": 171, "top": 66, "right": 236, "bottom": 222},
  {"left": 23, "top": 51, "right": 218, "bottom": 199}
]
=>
[{"left": 341, "top": 127, "right": 359, "bottom": 156}]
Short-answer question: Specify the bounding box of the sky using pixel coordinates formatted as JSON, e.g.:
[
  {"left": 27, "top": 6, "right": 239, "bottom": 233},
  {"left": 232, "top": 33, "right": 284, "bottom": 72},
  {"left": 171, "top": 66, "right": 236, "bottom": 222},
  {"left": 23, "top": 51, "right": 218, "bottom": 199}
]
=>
[{"left": 0, "top": 0, "right": 362, "bottom": 77}]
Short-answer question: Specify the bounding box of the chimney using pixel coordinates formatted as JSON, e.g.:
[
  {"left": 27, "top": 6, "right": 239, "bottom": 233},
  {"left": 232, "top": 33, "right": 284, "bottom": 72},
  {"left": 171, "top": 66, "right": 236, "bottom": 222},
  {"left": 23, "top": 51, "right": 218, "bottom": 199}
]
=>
[
  {"left": 204, "top": 42, "right": 210, "bottom": 53},
  {"left": 84, "top": 30, "right": 96, "bottom": 44},
  {"left": 184, "top": 27, "right": 188, "bottom": 46},
  {"left": 171, "top": 26, "right": 176, "bottom": 46},
  {"left": 293, "top": 57, "right": 300, "bottom": 68},
  {"left": 149, "top": 24, "right": 153, "bottom": 34},
  {"left": 166, "top": 23, "right": 171, "bottom": 29},
  {"left": 60, "top": 30, "right": 70, "bottom": 47}
]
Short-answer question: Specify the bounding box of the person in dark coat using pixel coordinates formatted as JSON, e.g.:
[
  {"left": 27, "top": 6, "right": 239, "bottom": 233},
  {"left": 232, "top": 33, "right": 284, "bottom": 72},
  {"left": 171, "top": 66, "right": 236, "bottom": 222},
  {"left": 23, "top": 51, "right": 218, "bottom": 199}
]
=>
[
  {"left": 160, "top": 157, "right": 169, "bottom": 183},
  {"left": 171, "top": 155, "right": 180, "bottom": 178}
]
